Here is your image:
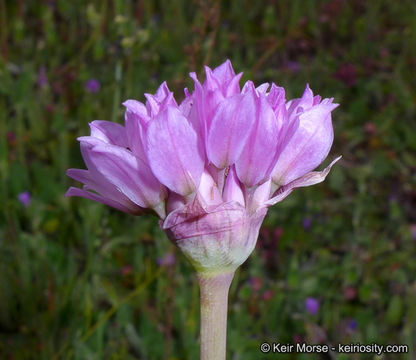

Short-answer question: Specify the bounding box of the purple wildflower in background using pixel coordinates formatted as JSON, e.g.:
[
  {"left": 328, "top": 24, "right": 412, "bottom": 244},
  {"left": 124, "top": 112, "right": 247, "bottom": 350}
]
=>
[
  {"left": 348, "top": 319, "right": 357, "bottom": 331},
  {"left": 7, "top": 131, "right": 16, "bottom": 144},
  {"left": 344, "top": 285, "right": 357, "bottom": 300},
  {"left": 410, "top": 225, "right": 416, "bottom": 240},
  {"left": 249, "top": 277, "right": 263, "bottom": 292},
  {"left": 18, "top": 191, "right": 31, "bottom": 207},
  {"left": 121, "top": 265, "right": 133, "bottom": 276},
  {"left": 305, "top": 297, "right": 320, "bottom": 315},
  {"left": 157, "top": 252, "right": 175, "bottom": 266},
  {"left": 84, "top": 78, "right": 100, "bottom": 93},
  {"left": 38, "top": 66, "right": 48, "bottom": 88},
  {"left": 302, "top": 217, "right": 312, "bottom": 230},
  {"left": 334, "top": 63, "right": 357, "bottom": 87},
  {"left": 287, "top": 61, "right": 301, "bottom": 73}
]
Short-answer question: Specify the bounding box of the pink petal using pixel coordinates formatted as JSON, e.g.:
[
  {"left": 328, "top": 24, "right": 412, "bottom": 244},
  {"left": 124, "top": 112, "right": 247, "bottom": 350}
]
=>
[
  {"left": 313, "top": 95, "right": 322, "bottom": 105},
  {"left": 78, "top": 137, "right": 107, "bottom": 171},
  {"left": 144, "top": 94, "right": 160, "bottom": 116},
  {"left": 206, "top": 163, "right": 226, "bottom": 194},
  {"left": 206, "top": 61, "right": 242, "bottom": 96},
  {"left": 197, "top": 170, "right": 223, "bottom": 206},
  {"left": 267, "top": 156, "right": 341, "bottom": 206},
  {"left": 212, "top": 59, "right": 236, "bottom": 84},
  {"left": 66, "top": 168, "right": 130, "bottom": 206},
  {"left": 146, "top": 106, "right": 204, "bottom": 195},
  {"left": 65, "top": 186, "right": 142, "bottom": 215},
  {"left": 166, "top": 191, "right": 187, "bottom": 214},
  {"left": 272, "top": 102, "right": 338, "bottom": 185},
  {"left": 87, "top": 143, "right": 165, "bottom": 210},
  {"left": 207, "top": 92, "right": 255, "bottom": 169},
  {"left": 67, "top": 168, "right": 104, "bottom": 194},
  {"left": 286, "top": 84, "right": 314, "bottom": 116},
  {"left": 204, "top": 66, "right": 221, "bottom": 91},
  {"left": 190, "top": 70, "right": 225, "bottom": 130},
  {"left": 89, "top": 121, "right": 128, "bottom": 147},
  {"left": 225, "top": 72, "right": 243, "bottom": 97},
  {"left": 123, "top": 99, "right": 148, "bottom": 118},
  {"left": 179, "top": 93, "right": 193, "bottom": 117},
  {"left": 154, "top": 81, "right": 170, "bottom": 102},
  {"left": 267, "top": 83, "right": 286, "bottom": 111},
  {"left": 236, "top": 92, "right": 281, "bottom": 187},
  {"left": 250, "top": 180, "right": 271, "bottom": 210},
  {"left": 241, "top": 80, "right": 252, "bottom": 94},
  {"left": 144, "top": 82, "right": 177, "bottom": 116},
  {"left": 123, "top": 100, "right": 149, "bottom": 160},
  {"left": 76, "top": 138, "right": 151, "bottom": 212},
  {"left": 256, "top": 83, "right": 269, "bottom": 94},
  {"left": 223, "top": 166, "right": 245, "bottom": 206},
  {"left": 189, "top": 72, "right": 208, "bottom": 140}
]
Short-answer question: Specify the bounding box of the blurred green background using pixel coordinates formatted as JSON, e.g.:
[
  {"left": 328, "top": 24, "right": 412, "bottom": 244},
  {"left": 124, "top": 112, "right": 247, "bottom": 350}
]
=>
[{"left": 1, "top": 0, "right": 416, "bottom": 359}]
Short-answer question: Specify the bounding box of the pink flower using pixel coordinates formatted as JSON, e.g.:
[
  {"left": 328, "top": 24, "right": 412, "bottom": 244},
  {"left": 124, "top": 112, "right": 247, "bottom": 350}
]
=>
[{"left": 66, "top": 60, "right": 340, "bottom": 274}]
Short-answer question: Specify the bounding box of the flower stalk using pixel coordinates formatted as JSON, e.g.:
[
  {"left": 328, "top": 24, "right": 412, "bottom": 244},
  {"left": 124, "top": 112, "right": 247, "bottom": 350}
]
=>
[{"left": 198, "top": 272, "right": 234, "bottom": 360}]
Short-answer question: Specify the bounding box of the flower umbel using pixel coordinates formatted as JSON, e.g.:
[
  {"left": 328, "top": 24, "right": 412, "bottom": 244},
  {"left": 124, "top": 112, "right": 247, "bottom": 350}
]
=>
[
  {"left": 66, "top": 59, "right": 339, "bottom": 274},
  {"left": 66, "top": 60, "right": 340, "bottom": 360}
]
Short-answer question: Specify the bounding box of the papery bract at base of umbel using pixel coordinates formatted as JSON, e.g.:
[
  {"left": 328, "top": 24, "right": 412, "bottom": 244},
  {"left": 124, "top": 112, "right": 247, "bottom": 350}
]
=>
[{"left": 162, "top": 198, "right": 268, "bottom": 275}]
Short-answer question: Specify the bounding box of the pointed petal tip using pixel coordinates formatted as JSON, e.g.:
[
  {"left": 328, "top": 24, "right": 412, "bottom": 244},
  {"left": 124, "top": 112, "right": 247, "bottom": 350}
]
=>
[
  {"left": 77, "top": 136, "right": 104, "bottom": 147},
  {"left": 267, "top": 155, "right": 342, "bottom": 207},
  {"left": 66, "top": 168, "right": 78, "bottom": 178},
  {"left": 204, "top": 64, "right": 213, "bottom": 74},
  {"left": 189, "top": 72, "right": 202, "bottom": 87},
  {"left": 222, "top": 59, "right": 235, "bottom": 74},
  {"left": 213, "top": 59, "right": 234, "bottom": 72},
  {"left": 122, "top": 99, "right": 136, "bottom": 108},
  {"left": 300, "top": 83, "right": 314, "bottom": 100},
  {"left": 76, "top": 135, "right": 90, "bottom": 142},
  {"left": 65, "top": 186, "right": 79, "bottom": 197},
  {"left": 330, "top": 155, "right": 342, "bottom": 165},
  {"left": 242, "top": 80, "right": 256, "bottom": 94},
  {"left": 89, "top": 120, "right": 104, "bottom": 128}
]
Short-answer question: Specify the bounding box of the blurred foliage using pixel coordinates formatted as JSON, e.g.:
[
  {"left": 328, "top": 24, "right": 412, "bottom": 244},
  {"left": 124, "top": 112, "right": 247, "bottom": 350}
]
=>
[{"left": 1, "top": 0, "right": 416, "bottom": 359}]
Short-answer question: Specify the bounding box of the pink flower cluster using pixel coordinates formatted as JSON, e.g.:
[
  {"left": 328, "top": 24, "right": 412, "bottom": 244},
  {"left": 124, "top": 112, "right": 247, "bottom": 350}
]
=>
[{"left": 66, "top": 60, "right": 339, "bottom": 274}]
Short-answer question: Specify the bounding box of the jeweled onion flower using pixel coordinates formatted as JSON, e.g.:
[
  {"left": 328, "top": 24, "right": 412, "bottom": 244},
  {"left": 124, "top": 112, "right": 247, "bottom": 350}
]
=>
[{"left": 66, "top": 60, "right": 340, "bottom": 360}]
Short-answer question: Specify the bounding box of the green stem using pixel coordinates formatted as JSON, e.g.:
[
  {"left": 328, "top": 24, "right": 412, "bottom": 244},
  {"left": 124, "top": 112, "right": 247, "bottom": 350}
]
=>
[{"left": 197, "top": 272, "right": 234, "bottom": 360}]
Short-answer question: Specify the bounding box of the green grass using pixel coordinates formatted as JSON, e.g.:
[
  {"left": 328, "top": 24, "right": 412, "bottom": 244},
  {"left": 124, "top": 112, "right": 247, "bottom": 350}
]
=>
[{"left": 1, "top": 0, "right": 416, "bottom": 359}]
